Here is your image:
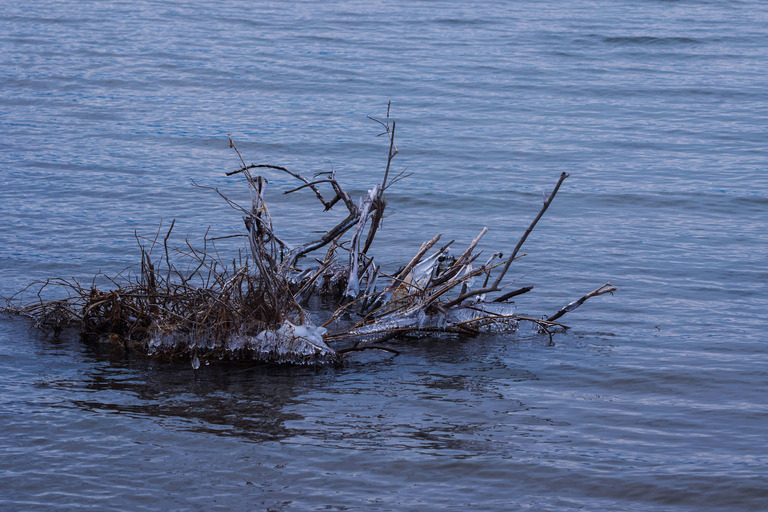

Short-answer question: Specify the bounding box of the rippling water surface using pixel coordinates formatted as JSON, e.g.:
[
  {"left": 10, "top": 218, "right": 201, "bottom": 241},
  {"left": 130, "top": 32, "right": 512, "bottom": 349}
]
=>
[{"left": 1, "top": 0, "right": 767, "bottom": 510}]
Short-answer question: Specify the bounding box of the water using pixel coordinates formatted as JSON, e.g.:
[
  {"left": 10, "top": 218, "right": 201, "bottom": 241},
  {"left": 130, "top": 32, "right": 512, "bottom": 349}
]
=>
[{"left": 1, "top": 0, "right": 767, "bottom": 509}]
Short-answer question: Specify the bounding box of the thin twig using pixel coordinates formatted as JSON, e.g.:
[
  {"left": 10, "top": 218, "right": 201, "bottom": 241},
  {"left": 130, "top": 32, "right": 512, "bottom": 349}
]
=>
[
  {"left": 492, "top": 172, "right": 569, "bottom": 289},
  {"left": 546, "top": 283, "right": 616, "bottom": 323}
]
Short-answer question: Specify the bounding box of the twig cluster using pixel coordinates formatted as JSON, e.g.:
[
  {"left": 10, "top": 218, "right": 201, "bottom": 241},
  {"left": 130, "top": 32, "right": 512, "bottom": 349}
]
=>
[{"left": 2, "top": 107, "right": 616, "bottom": 365}]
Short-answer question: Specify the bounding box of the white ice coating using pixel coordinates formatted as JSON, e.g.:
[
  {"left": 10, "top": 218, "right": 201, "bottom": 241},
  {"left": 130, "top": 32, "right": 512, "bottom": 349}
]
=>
[
  {"left": 443, "top": 302, "right": 517, "bottom": 330},
  {"left": 148, "top": 321, "right": 335, "bottom": 364},
  {"left": 459, "top": 262, "right": 475, "bottom": 289},
  {"left": 347, "top": 301, "right": 518, "bottom": 343},
  {"left": 411, "top": 251, "right": 442, "bottom": 287}
]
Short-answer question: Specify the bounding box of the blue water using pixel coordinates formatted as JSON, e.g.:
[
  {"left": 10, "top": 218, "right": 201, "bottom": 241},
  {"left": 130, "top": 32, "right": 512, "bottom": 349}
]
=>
[{"left": 1, "top": 0, "right": 767, "bottom": 510}]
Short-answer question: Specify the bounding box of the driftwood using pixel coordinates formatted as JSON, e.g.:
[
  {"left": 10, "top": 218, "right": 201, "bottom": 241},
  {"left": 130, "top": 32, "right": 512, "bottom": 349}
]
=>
[{"left": 2, "top": 108, "right": 616, "bottom": 366}]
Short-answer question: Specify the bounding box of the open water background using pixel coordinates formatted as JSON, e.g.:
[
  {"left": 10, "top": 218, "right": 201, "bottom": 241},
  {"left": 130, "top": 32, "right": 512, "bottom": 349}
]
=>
[{"left": 1, "top": 0, "right": 767, "bottom": 510}]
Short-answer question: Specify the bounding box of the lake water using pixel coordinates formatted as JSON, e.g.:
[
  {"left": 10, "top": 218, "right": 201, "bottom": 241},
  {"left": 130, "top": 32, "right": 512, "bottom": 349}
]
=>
[{"left": 1, "top": 0, "right": 767, "bottom": 510}]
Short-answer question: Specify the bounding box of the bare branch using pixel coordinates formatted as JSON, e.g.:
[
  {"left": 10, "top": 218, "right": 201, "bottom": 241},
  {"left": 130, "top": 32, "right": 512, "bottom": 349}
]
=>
[
  {"left": 546, "top": 283, "right": 616, "bottom": 323},
  {"left": 492, "top": 172, "right": 569, "bottom": 289},
  {"left": 492, "top": 286, "right": 534, "bottom": 302}
]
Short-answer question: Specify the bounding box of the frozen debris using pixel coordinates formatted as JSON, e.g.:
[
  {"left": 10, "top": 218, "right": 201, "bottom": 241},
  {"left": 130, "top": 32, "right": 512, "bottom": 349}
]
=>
[
  {"left": 340, "top": 301, "right": 519, "bottom": 344},
  {"left": 2, "top": 108, "right": 616, "bottom": 366},
  {"left": 223, "top": 322, "right": 334, "bottom": 364}
]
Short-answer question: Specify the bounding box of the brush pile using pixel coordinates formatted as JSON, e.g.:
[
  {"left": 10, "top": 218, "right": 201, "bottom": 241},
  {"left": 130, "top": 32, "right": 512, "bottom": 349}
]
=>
[{"left": 2, "top": 110, "right": 615, "bottom": 366}]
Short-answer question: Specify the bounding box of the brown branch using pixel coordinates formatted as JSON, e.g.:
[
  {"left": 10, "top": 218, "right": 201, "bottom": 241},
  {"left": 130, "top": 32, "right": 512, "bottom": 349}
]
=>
[
  {"left": 492, "top": 286, "right": 533, "bottom": 303},
  {"left": 279, "top": 212, "right": 360, "bottom": 274},
  {"left": 492, "top": 172, "right": 569, "bottom": 289},
  {"left": 381, "top": 121, "right": 397, "bottom": 191},
  {"left": 440, "top": 256, "right": 523, "bottom": 308},
  {"left": 337, "top": 345, "right": 400, "bottom": 356},
  {"left": 546, "top": 283, "right": 616, "bottom": 323},
  {"left": 430, "top": 228, "right": 487, "bottom": 287},
  {"left": 386, "top": 234, "right": 443, "bottom": 291}
]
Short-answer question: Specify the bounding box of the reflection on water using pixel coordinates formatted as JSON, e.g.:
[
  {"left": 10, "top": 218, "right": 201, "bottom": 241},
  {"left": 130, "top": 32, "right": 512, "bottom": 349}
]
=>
[
  {"left": 39, "top": 333, "right": 550, "bottom": 453},
  {"left": 3, "top": 304, "right": 767, "bottom": 510},
  {"left": 47, "top": 353, "right": 329, "bottom": 443}
]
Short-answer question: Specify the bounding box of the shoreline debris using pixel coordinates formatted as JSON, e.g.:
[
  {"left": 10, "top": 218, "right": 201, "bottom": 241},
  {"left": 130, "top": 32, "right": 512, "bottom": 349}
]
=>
[{"left": 2, "top": 107, "right": 616, "bottom": 366}]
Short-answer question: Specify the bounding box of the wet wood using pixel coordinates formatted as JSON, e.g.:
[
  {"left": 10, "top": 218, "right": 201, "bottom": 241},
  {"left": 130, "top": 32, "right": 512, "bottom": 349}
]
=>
[{"left": 2, "top": 110, "right": 615, "bottom": 366}]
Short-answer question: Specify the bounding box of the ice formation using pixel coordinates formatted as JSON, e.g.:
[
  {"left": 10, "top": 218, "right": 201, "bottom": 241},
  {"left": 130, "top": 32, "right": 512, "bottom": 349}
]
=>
[{"left": 148, "top": 321, "right": 335, "bottom": 365}]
